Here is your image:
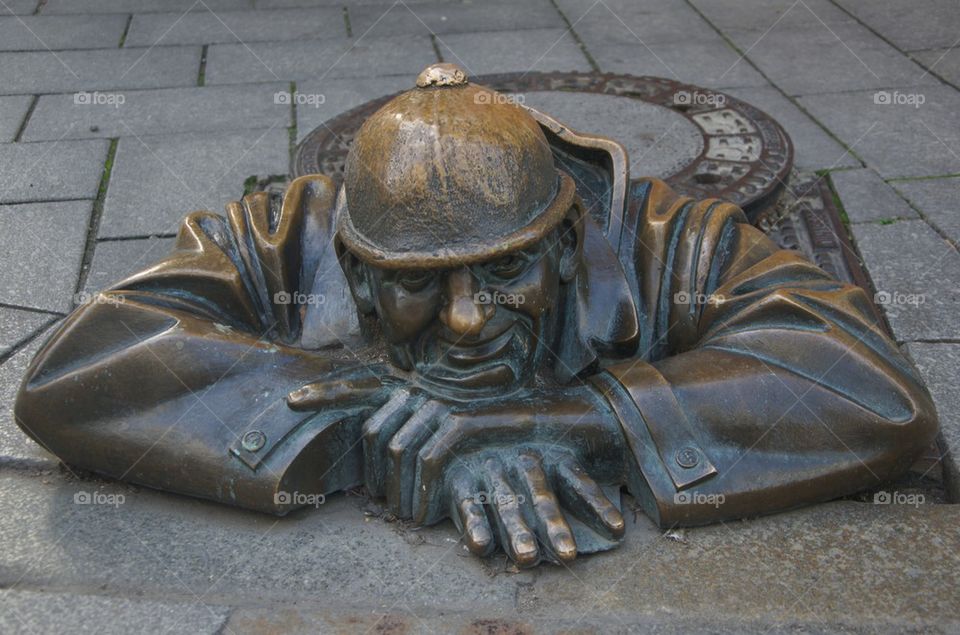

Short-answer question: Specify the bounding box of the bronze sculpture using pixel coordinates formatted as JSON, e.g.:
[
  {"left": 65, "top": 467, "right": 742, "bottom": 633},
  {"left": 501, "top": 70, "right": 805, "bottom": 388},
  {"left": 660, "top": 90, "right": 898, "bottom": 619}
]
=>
[{"left": 15, "top": 64, "right": 938, "bottom": 567}]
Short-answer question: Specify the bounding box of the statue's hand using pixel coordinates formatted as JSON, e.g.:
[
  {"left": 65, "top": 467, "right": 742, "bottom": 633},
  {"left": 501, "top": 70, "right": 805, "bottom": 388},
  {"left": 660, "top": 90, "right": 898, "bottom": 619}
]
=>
[
  {"left": 362, "top": 385, "right": 629, "bottom": 565},
  {"left": 444, "top": 449, "right": 624, "bottom": 567}
]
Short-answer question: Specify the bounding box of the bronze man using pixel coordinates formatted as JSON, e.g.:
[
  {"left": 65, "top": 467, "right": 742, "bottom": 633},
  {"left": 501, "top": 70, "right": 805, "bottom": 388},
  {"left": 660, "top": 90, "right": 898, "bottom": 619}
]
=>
[{"left": 15, "top": 64, "right": 938, "bottom": 567}]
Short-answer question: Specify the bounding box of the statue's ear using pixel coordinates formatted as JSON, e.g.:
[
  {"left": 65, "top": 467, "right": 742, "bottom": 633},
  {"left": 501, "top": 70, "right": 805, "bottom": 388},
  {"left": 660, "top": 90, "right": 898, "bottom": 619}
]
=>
[
  {"left": 559, "top": 202, "right": 584, "bottom": 284},
  {"left": 336, "top": 239, "right": 376, "bottom": 314}
]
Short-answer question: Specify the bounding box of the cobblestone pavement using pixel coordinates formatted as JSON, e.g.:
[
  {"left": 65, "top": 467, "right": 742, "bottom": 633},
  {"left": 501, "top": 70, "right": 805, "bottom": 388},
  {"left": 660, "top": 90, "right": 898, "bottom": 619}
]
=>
[{"left": 1, "top": 0, "right": 959, "bottom": 633}]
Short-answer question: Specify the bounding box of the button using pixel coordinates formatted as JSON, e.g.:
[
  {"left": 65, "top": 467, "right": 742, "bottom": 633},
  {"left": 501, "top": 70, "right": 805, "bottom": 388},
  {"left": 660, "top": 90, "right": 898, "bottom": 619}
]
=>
[
  {"left": 241, "top": 430, "right": 266, "bottom": 452},
  {"left": 675, "top": 446, "right": 700, "bottom": 469}
]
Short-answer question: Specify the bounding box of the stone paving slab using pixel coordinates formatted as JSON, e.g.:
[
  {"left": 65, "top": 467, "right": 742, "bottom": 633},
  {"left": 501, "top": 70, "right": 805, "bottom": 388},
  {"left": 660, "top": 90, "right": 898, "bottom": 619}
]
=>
[
  {"left": 687, "top": 0, "right": 851, "bottom": 32},
  {"left": 222, "top": 606, "right": 935, "bottom": 634},
  {"left": 83, "top": 237, "right": 176, "bottom": 294},
  {"left": 555, "top": 0, "right": 720, "bottom": 47},
  {"left": 0, "top": 138, "right": 108, "bottom": 204},
  {"left": 100, "top": 128, "right": 289, "bottom": 238},
  {"left": 0, "top": 201, "right": 92, "bottom": 313},
  {"left": 0, "top": 324, "right": 58, "bottom": 466},
  {"left": 723, "top": 86, "right": 858, "bottom": 171},
  {"left": 724, "top": 20, "right": 938, "bottom": 96},
  {"left": 798, "top": 86, "right": 960, "bottom": 179},
  {"left": 831, "top": 168, "right": 919, "bottom": 224},
  {"left": 906, "top": 342, "right": 960, "bottom": 501},
  {"left": 849, "top": 219, "right": 960, "bottom": 342},
  {"left": 41, "top": 0, "right": 253, "bottom": 13},
  {"left": 892, "top": 176, "right": 960, "bottom": 247},
  {"left": 295, "top": 75, "right": 409, "bottom": 142},
  {"left": 0, "top": 14, "right": 128, "bottom": 51},
  {"left": 123, "top": 7, "right": 346, "bottom": 48},
  {"left": 0, "top": 308, "right": 51, "bottom": 358},
  {"left": 204, "top": 34, "right": 436, "bottom": 85},
  {"left": 437, "top": 29, "right": 591, "bottom": 75},
  {"left": 0, "top": 589, "right": 230, "bottom": 635},
  {"left": 525, "top": 501, "right": 960, "bottom": 630},
  {"left": 350, "top": 0, "right": 563, "bottom": 38},
  {"left": 23, "top": 82, "right": 291, "bottom": 142},
  {"left": 0, "top": 471, "right": 524, "bottom": 611},
  {"left": 1, "top": 1, "right": 38, "bottom": 14},
  {"left": 910, "top": 48, "right": 960, "bottom": 90},
  {"left": 0, "top": 95, "right": 32, "bottom": 143},
  {"left": 0, "top": 46, "right": 202, "bottom": 96},
  {"left": 256, "top": 0, "right": 453, "bottom": 6},
  {"left": 835, "top": 0, "right": 960, "bottom": 52},
  {"left": 588, "top": 38, "right": 769, "bottom": 90},
  {"left": 0, "top": 466, "right": 955, "bottom": 630}
]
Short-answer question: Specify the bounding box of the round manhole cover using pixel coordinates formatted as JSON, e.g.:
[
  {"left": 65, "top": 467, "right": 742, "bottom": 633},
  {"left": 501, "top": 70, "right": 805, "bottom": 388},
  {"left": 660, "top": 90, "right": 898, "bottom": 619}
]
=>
[{"left": 294, "top": 72, "right": 792, "bottom": 218}]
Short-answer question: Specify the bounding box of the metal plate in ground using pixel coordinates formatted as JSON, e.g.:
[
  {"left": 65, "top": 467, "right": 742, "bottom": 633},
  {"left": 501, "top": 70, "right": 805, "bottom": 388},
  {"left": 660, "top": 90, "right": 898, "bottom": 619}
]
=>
[{"left": 758, "top": 174, "right": 874, "bottom": 294}]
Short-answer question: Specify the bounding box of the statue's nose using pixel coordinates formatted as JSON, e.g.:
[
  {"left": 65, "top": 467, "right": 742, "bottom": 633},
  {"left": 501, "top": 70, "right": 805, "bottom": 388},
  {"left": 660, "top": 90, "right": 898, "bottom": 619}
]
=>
[{"left": 440, "top": 268, "right": 494, "bottom": 337}]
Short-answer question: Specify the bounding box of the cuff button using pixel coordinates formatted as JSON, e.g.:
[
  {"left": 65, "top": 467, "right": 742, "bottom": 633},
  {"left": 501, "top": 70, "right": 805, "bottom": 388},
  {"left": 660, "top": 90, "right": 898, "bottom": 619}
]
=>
[
  {"left": 241, "top": 430, "right": 267, "bottom": 452},
  {"left": 676, "top": 446, "right": 701, "bottom": 469}
]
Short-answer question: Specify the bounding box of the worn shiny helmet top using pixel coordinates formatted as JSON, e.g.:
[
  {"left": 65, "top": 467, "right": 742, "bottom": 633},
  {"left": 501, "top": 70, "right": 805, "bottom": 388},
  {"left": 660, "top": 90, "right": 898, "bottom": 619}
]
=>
[{"left": 337, "top": 63, "right": 576, "bottom": 268}]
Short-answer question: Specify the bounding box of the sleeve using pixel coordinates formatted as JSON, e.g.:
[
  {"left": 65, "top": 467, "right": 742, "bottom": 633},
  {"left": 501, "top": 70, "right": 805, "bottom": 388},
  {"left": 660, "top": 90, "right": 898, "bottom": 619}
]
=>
[
  {"left": 14, "top": 175, "right": 373, "bottom": 514},
  {"left": 590, "top": 178, "right": 939, "bottom": 527}
]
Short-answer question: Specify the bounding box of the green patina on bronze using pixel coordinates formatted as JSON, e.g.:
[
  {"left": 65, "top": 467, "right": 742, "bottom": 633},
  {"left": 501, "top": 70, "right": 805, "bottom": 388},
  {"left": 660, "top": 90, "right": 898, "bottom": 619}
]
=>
[{"left": 14, "top": 64, "right": 939, "bottom": 568}]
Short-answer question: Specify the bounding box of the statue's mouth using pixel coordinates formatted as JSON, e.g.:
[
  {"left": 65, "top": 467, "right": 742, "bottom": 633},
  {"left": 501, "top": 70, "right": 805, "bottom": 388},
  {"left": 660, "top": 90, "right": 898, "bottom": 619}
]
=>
[
  {"left": 414, "top": 317, "right": 533, "bottom": 395},
  {"left": 439, "top": 325, "right": 515, "bottom": 367}
]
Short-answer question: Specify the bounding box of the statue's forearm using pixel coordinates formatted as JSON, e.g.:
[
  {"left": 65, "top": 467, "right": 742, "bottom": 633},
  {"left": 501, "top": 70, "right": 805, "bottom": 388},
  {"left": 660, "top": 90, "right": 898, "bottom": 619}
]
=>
[{"left": 590, "top": 344, "right": 938, "bottom": 528}]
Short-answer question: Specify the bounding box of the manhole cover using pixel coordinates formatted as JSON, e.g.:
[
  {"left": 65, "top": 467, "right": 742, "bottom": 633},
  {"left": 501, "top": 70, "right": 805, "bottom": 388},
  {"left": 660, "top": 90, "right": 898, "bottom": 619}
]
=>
[
  {"left": 294, "top": 72, "right": 792, "bottom": 219},
  {"left": 514, "top": 90, "right": 705, "bottom": 180}
]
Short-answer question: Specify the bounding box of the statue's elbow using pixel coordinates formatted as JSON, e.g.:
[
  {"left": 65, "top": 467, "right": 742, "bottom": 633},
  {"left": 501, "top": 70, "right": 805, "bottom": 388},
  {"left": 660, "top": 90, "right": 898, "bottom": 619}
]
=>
[
  {"left": 877, "top": 379, "right": 940, "bottom": 474},
  {"left": 905, "top": 383, "right": 939, "bottom": 453},
  {"left": 13, "top": 362, "right": 56, "bottom": 453}
]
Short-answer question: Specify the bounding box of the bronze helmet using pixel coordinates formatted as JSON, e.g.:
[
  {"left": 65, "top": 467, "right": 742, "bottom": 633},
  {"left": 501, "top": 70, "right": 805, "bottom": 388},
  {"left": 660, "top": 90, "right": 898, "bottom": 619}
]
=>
[{"left": 337, "top": 63, "right": 577, "bottom": 268}]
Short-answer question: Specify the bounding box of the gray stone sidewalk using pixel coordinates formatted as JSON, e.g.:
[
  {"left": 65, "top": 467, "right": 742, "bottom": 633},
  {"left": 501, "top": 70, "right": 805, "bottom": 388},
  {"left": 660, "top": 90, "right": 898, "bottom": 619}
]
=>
[{"left": 1, "top": 0, "right": 958, "bottom": 633}]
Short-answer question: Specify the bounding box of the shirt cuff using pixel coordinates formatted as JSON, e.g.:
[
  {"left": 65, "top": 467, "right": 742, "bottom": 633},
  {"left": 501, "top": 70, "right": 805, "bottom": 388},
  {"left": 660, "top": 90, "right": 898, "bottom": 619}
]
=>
[{"left": 590, "top": 363, "right": 718, "bottom": 527}]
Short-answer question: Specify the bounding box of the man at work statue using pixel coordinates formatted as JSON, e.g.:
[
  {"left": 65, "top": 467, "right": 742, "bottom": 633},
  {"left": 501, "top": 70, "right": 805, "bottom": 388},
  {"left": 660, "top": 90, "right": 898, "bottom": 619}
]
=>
[{"left": 15, "top": 63, "right": 938, "bottom": 567}]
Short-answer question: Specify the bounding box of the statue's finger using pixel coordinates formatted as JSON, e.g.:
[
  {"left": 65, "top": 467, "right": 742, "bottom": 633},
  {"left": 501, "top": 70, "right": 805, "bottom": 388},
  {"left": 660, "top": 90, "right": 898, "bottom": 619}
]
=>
[
  {"left": 362, "top": 388, "right": 419, "bottom": 497},
  {"left": 555, "top": 458, "right": 625, "bottom": 539},
  {"left": 485, "top": 457, "right": 539, "bottom": 567},
  {"left": 514, "top": 452, "right": 576, "bottom": 563},
  {"left": 450, "top": 472, "right": 495, "bottom": 557},
  {"left": 386, "top": 400, "right": 448, "bottom": 518},
  {"left": 286, "top": 372, "right": 383, "bottom": 411}
]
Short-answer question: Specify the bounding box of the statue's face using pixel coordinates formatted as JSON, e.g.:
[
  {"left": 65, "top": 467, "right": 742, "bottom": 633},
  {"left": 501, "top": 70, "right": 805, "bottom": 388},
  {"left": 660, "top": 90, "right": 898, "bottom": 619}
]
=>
[{"left": 346, "top": 225, "right": 578, "bottom": 397}]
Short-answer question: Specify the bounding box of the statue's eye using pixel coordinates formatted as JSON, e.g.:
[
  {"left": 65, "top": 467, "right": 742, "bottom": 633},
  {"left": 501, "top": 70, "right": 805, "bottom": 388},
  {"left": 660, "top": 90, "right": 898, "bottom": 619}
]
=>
[
  {"left": 396, "top": 270, "right": 433, "bottom": 292},
  {"left": 487, "top": 254, "right": 527, "bottom": 279}
]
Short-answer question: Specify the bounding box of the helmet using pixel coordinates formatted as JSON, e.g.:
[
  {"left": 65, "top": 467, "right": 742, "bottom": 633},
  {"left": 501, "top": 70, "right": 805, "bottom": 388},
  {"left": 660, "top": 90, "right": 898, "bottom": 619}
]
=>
[{"left": 337, "top": 63, "right": 576, "bottom": 268}]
